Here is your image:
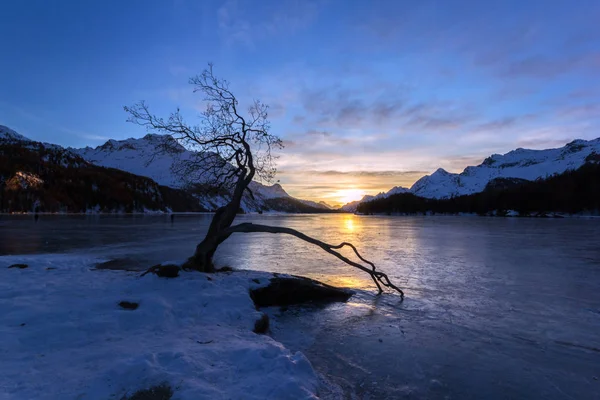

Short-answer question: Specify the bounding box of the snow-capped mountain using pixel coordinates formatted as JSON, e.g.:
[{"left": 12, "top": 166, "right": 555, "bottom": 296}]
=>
[
  {"left": 1, "top": 128, "right": 204, "bottom": 213},
  {"left": 411, "top": 138, "right": 600, "bottom": 199},
  {"left": 341, "top": 137, "right": 600, "bottom": 210},
  {"left": 72, "top": 134, "right": 327, "bottom": 212},
  {"left": 1, "top": 126, "right": 329, "bottom": 213},
  {"left": 0, "top": 125, "right": 28, "bottom": 141}
]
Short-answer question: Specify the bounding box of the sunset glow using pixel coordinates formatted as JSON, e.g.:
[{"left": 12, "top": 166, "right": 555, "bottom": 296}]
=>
[{"left": 335, "top": 189, "right": 366, "bottom": 205}]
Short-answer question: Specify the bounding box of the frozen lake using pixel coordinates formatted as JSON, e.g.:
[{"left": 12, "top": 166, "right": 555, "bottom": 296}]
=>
[{"left": 1, "top": 214, "right": 600, "bottom": 399}]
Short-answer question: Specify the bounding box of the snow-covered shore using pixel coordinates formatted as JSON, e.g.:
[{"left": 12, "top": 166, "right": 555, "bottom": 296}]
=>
[{"left": 0, "top": 255, "right": 320, "bottom": 399}]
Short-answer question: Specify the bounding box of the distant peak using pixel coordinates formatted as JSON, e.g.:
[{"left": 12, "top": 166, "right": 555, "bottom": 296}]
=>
[
  {"left": 143, "top": 133, "right": 166, "bottom": 141},
  {"left": 434, "top": 168, "right": 449, "bottom": 175},
  {"left": 0, "top": 125, "right": 29, "bottom": 141}
]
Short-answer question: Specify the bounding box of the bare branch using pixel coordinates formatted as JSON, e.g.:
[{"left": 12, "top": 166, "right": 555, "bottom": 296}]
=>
[{"left": 222, "top": 223, "right": 404, "bottom": 297}]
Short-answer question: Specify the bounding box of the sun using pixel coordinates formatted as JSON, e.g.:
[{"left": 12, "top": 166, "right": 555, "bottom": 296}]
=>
[{"left": 335, "top": 188, "right": 366, "bottom": 205}]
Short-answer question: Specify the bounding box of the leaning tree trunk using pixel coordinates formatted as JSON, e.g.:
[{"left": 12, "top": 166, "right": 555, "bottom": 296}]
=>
[
  {"left": 181, "top": 173, "right": 403, "bottom": 295},
  {"left": 183, "top": 172, "right": 250, "bottom": 272}
]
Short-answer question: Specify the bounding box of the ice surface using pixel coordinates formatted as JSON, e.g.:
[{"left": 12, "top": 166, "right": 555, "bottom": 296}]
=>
[{"left": 2, "top": 213, "right": 600, "bottom": 399}]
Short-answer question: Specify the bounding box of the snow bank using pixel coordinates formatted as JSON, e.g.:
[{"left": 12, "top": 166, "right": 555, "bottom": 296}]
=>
[{"left": 0, "top": 255, "right": 319, "bottom": 399}]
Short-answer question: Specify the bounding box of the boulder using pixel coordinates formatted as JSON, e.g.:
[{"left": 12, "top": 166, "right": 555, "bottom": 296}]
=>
[
  {"left": 94, "top": 258, "right": 144, "bottom": 271},
  {"left": 8, "top": 264, "right": 28, "bottom": 269},
  {"left": 250, "top": 275, "right": 353, "bottom": 307},
  {"left": 118, "top": 301, "right": 139, "bottom": 310},
  {"left": 253, "top": 313, "right": 270, "bottom": 334}
]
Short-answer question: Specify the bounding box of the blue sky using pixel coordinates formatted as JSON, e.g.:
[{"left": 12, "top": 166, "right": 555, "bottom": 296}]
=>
[{"left": 1, "top": 0, "right": 599, "bottom": 204}]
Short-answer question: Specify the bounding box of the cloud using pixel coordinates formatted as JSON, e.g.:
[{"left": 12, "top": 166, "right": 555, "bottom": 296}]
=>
[
  {"left": 501, "top": 54, "right": 590, "bottom": 79},
  {"left": 474, "top": 115, "right": 537, "bottom": 131},
  {"left": 296, "top": 84, "right": 407, "bottom": 130},
  {"left": 558, "top": 103, "right": 600, "bottom": 119},
  {"left": 80, "top": 133, "right": 113, "bottom": 141},
  {"left": 306, "top": 129, "right": 331, "bottom": 137},
  {"left": 217, "top": 0, "right": 321, "bottom": 48}
]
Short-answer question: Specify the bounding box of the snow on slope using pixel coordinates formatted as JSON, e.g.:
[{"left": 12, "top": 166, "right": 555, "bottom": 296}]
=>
[
  {"left": 0, "top": 254, "right": 319, "bottom": 399},
  {"left": 73, "top": 135, "right": 332, "bottom": 212},
  {"left": 74, "top": 134, "right": 197, "bottom": 188},
  {"left": 411, "top": 138, "right": 600, "bottom": 198},
  {"left": 0, "top": 125, "right": 29, "bottom": 142}
]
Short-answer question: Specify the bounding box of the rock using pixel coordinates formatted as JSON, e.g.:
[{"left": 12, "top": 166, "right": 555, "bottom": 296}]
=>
[
  {"left": 154, "top": 264, "right": 180, "bottom": 278},
  {"left": 253, "top": 313, "right": 270, "bottom": 334},
  {"left": 140, "top": 264, "right": 181, "bottom": 278},
  {"left": 8, "top": 264, "right": 28, "bottom": 269},
  {"left": 121, "top": 383, "right": 173, "bottom": 400},
  {"left": 94, "top": 258, "right": 145, "bottom": 271},
  {"left": 118, "top": 301, "right": 139, "bottom": 310},
  {"left": 250, "top": 276, "right": 353, "bottom": 307}
]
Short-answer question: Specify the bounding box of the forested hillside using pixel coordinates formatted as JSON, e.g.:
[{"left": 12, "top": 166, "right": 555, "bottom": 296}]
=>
[{"left": 0, "top": 139, "right": 206, "bottom": 213}]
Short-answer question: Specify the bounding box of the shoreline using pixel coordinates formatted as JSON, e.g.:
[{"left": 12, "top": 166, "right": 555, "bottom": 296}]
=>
[{"left": 0, "top": 255, "right": 345, "bottom": 399}]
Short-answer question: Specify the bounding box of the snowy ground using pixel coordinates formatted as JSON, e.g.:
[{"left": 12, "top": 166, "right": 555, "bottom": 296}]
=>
[{"left": 0, "top": 254, "right": 320, "bottom": 399}]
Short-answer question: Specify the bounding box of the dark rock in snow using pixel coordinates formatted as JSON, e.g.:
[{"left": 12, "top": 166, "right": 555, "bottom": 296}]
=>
[
  {"left": 153, "top": 264, "right": 180, "bottom": 278},
  {"left": 140, "top": 264, "right": 180, "bottom": 278},
  {"left": 121, "top": 383, "right": 173, "bottom": 400},
  {"left": 8, "top": 264, "right": 28, "bottom": 269},
  {"left": 94, "top": 258, "right": 145, "bottom": 271},
  {"left": 118, "top": 301, "right": 139, "bottom": 310},
  {"left": 253, "top": 313, "right": 270, "bottom": 334},
  {"left": 250, "top": 275, "right": 353, "bottom": 307}
]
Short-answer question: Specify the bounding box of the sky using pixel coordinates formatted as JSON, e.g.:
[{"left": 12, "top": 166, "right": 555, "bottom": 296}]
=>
[{"left": 1, "top": 0, "right": 599, "bottom": 206}]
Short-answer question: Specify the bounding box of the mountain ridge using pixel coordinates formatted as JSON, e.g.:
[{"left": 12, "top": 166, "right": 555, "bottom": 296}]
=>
[
  {"left": 0, "top": 126, "right": 331, "bottom": 213},
  {"left": 341, "top": 137, "right": 600, "bottom": 211},
  {"left": 72, "top": 134, "right": 326, "bottom": 212}
]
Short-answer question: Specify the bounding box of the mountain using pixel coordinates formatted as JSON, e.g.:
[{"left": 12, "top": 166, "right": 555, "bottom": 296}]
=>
[
  {"left": 0, "top": 125, "right": 28, "bottom": 142},
  {"left": 340, "top": 186, "right": 409, "bottom": 212},
  {"left": 318, "top": 201, "right": 334, "bottom": 209},
  {"left": 73, "top": 134, "right": 329, "bottom": 212},
  {"left": 0, "top": 126, "right": 204, "bottom": 213},
  {"left": 357, "top": 162, "right": 600, "bottom": 216},
  {"left": 411, "top": 138, "right": 600, "bottom": 199},
  {"left": 341, "top": 138, "right": 600, "bottom": 210}
]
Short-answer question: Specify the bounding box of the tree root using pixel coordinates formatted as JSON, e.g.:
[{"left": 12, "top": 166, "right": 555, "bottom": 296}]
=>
[{"left": 222, "top": 223, "right": 404, "bottom": 298}]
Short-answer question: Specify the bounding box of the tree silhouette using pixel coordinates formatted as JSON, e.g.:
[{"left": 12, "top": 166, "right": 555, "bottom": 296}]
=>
[{"left": 125, "top": 64, "right": 403, "bottom": 296}]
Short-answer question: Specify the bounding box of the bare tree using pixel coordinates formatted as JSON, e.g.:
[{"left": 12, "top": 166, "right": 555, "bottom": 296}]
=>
[{"left": 125, "top": 65, "right": 403, "bottom": 296}]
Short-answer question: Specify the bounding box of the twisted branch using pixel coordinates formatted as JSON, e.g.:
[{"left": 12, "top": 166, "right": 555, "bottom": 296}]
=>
[{"left": 222, "top": 223, "right": 404, "bottom": 297}]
